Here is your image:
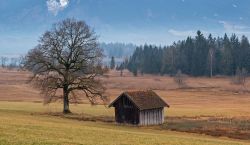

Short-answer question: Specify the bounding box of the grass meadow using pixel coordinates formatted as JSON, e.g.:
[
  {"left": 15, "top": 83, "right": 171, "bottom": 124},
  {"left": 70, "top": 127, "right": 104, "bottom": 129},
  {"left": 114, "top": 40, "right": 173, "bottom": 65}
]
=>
[
  {"left": 0, "top": 101, "right": 249, "bottom": 145},
  {"left": 0, "top": 69, "right": 250, "bottom": 144}
]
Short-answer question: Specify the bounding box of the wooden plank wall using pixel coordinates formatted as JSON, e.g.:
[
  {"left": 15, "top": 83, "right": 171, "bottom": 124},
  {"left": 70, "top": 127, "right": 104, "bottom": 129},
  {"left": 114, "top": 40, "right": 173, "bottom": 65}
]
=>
[{"left": 139, "top": 107, "right": 164, "bottom": 126}]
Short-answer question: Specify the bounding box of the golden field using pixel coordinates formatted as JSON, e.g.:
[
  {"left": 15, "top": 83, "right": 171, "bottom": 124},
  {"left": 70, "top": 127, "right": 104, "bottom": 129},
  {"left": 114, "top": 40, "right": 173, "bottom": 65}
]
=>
[
  {"left": 1, "top": 69, "right": 250, "bottom": 118},
  {"left": 0, "top": 68, "right": 250, "bottom": 144}
]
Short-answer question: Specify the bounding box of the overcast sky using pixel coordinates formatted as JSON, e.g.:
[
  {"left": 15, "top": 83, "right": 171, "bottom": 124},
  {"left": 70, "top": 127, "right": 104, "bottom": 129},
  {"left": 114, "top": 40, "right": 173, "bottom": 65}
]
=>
[{"left": 1, "top": 0, "right": 250, "bottom": 56}]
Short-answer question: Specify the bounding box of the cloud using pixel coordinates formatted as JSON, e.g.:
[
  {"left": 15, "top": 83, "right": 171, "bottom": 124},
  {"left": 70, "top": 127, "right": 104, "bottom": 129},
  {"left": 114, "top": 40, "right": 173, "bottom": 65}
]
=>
[
  {"left": 219, "top": 20, "right": 250, "bottom": 35},
  {"left": 168, "top": 29, "right": 196, "bottom": 37},
  {"left": 219, "top": 21, "right": 248, "bottom": 31},
  {"left": 168, "top": 29, "right": 215, "bottom": 38},
  {"left": 60, "top": 0, "right": 69, "bottom": 7},
  {"left": 232, "top": 4, "right": 237, "bottom": 8},
  {"left": 47, "top": 0, "right": 69, "bottom": 16}
]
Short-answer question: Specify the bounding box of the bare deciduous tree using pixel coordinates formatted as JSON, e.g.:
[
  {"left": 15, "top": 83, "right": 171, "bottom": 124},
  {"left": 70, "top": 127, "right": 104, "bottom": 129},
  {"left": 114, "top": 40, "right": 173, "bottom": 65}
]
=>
[
  {"left": 232, "top": 67, "right": 248, "bottom": 86},
  {"left": 0, "top": 57, "right": 8, "bottom": 68},
  {"left": 9, "top": 57, "right": 18, "bottom": 69},
  {"left": 174, "top": 70, "right": 187, "bottom": 88},
  {"left": 24, "top": 18, "right": 107, "bottom": 114},
  {"left": 208, "top": 48, "right": 214, "bottom": 78}
]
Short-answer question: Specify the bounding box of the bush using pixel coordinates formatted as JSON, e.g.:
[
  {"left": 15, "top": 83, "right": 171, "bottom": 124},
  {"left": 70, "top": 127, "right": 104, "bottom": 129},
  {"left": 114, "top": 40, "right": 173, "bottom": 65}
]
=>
[
  {"left": 231, "top": 67, "right": 248, "bottom": 86},
  {"left": 174, "top": 70, "right": 187, "bottom": 88}
]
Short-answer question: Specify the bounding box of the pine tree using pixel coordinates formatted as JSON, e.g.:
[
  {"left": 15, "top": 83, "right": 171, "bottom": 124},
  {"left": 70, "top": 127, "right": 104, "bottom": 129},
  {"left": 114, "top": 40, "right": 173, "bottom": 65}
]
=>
[
  {"left": 124, "top": 31, "right": 250, "bottom": 77},
  {"left": 207, "top": 34, "right": 216, "bottom": 77},
  {"left": 110, "top": 56, "right": 115, "bottom": 70}
]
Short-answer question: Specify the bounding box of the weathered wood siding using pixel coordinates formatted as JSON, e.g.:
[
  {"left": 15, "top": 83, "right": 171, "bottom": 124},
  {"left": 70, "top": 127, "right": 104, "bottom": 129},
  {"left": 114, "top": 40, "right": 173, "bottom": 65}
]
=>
[
  {"left": 139, "top": 107, "right": 164, "bottom": 125},
  {"left": 114, "top": 95, "right": 139, "bottom": 124}
]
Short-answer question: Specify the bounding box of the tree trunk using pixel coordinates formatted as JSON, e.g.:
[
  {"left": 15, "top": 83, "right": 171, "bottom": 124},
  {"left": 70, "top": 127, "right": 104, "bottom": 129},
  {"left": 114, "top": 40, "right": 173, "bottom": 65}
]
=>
[
  {"left": 63, "top": 86, "right": 71, "bottom": 114},
  {"left": 210, "top": 55, "right": 213, "bottom": 78},
  {"left": 209, "top": 49, "right": 214, "bottom": 78}
]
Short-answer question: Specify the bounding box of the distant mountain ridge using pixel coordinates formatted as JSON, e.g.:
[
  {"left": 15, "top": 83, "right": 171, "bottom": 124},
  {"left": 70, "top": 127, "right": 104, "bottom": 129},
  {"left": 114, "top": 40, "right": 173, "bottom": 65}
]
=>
[{"left": 100, "top": 42, "right": 136, "bottom": 58}]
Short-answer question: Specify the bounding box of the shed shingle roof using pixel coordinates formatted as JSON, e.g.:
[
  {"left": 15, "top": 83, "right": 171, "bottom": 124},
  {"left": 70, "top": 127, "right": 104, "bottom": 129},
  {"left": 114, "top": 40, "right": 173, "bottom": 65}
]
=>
[{"left": 109, "top": 90, "right": 169, "bottom": 110}]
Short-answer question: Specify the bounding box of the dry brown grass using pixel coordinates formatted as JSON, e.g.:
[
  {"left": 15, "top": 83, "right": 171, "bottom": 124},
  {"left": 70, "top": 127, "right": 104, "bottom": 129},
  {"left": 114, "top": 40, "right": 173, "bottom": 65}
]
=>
[
  {"left": 102, "top": 70, "right": 250, "bottom": 118},
  {"left": 163, "top": 116, "right": 250, "bottom": 140},
  {"left": 0, "top": 69, "right": 41, "bottom": 102},
  {"left": 1, "top": 68, "right": 250, "bottom": 141},
  {"left": 0, "top": 68, "right": 250, "bottom": 118}
]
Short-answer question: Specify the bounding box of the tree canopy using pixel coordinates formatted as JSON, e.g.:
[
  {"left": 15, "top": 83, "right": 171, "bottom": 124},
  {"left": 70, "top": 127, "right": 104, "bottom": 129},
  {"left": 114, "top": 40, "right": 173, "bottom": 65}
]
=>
[
  {"left": 24, "top": 18, "right": 107, "bottom": 113},
  {"left": 123, "top": 31, "right": 250, "bottom": 76}
]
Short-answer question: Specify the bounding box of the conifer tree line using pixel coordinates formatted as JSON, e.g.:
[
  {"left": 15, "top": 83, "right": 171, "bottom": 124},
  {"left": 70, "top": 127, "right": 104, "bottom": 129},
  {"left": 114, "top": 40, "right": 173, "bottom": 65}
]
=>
[{"left": 121, "top": 31, "right": 250, "bottom": 76}]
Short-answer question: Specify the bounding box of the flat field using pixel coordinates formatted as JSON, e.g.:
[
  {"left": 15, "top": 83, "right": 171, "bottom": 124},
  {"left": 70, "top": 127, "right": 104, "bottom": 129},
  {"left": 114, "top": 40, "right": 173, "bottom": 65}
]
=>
[
  {"left": 0, "top": 69, "right": 250, "bottom": 144},
  {"left": 1, "top": 102, "right": 250, "bottom": 145}
]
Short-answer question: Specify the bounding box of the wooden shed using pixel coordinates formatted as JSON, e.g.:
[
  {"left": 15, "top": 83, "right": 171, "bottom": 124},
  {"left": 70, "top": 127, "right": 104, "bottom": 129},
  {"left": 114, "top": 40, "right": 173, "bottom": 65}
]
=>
[{"left": 109, "top": 90, "right": 169, "bottom": 126}]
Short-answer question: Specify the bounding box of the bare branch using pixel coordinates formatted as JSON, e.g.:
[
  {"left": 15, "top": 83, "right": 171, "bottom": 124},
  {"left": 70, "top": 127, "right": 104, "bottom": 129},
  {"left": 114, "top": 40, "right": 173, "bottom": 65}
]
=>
[{"left": 23, "top": 18, "right": 107, "bottom": 113}]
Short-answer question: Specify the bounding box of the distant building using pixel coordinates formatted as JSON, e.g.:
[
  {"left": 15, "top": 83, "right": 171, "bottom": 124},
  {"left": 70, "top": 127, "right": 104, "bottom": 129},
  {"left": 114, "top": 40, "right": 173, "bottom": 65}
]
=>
[{"left": 109, "top": 90, "right": 169, "bottom": 126}]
